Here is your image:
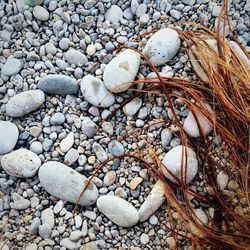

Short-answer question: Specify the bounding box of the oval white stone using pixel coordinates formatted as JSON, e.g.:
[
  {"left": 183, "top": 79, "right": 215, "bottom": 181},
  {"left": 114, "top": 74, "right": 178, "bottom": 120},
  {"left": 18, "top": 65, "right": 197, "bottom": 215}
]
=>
[
  {"left": 38, "top": 162, "right": 98, "bottom": 206},
  {"left": 0, "top": 121, "right": 19, "bottom": 155},
  {"left": 1, "top": 149, "right": 41, "bottom": 178},
  {"left": 183, "top": 104, "right": 213, "bottom": 138},
  {"left": 103, "top": 49, "right": 140, "bottom": 93},
  {"left": 80, "top": 75, "right": 115, "bottom": 107},
  {"left": 162, "top": 146, "right": 198, "bottom": 184},
  {"left": 6, "top": 90, "right": 45, "bottom": 117},
  {"left": 138, "top": 180, "right": 165, "bottom": 222},
  {"left": 97, "top": 195, "right": 139, "bottom": 227},
  {"left": 143, "top": 28, "right": 181, "bottom": 66}
]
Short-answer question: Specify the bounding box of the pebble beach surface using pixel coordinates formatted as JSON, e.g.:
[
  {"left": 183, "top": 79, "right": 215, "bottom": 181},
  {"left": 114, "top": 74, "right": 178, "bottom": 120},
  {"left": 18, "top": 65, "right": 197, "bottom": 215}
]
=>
[{"left": 0, "top": 0, "right": 249, "bottom": 249}]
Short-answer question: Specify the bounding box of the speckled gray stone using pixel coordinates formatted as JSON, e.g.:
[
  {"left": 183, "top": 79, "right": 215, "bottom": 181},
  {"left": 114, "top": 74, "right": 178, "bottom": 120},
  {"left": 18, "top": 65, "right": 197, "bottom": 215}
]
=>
[{"left": 38, "top": 75, "right": 79, "bottom": 95}]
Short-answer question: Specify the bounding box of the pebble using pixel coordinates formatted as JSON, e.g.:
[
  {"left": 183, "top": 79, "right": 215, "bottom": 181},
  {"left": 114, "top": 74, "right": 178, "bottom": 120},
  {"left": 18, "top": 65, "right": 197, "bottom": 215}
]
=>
[
  {"left": 217, "top": 171, "right": 229, "bottom": 190},
  {"left": 53, "top": 200, "right": 64, "bottom": 214},
  {"left": 41, "top": 208, "right": 54, "bottom": 229},
  {"left": 33, "top": 6, "right": 49, "bottom": 21},
  {"left": 195, "top": 208, "right": 208, "bottom": 224},
  {"left": 86, "top": 44, "right": 96, "bottom": 56},
  {"left": 0, "top": 121, "right": 19, "bottom": 155},
  {"left": 229, "top": 41, "right": 250, "bottom": 69},
  {"left": 140, "top": 233, "right": 150, "bottom": 245},
  {"left": 38, "top": 161, "right": 99, "bottom": 206},
  {"left": 45, "top": 42, "right": 56, "bottom": 55},
  {"left": 170, "top": 9, "right": 181, "bottom": 20},
  {"left": 183, "top": 104, "right": 213, "bottom": 138},
  {"left": 1, "top": 57, "right": 22, "bottom": 76},
  {"left": 12, "top": 193, "right": 30, "bottom": 210},
  {"left": 60, "top": 132, "right": 74, "bottom": 153},
  {"left": 129, "top": 177, "right": 143, "bottom": 190},
  {"left": 30, "top": 141, "right": 43, "bottom": 155},
  {"left": 30, "top": 217, "right": 41, "bottom": 234},
  {"left": 80, "top": 75, "right": 115, "bottom": 108},
  {"left": 38, "top": 74, "right": 79, "bottom": 95},
  {"left": 50, "top": 112, "right": 65, "bottom": 125},
  {"left": 39, "top": 224, "right": 51, "bottom": 239},
  {"left": 138, "top": 180, "right": 165, "bottom": 222},
  {"left": 103, "top": 171, "right": 116, "bottom": 186},
  {"left": 81, "top": 117, "right": 97, "bottom": 138},
  {"left": 123, "top": 98, "right": 142, "bottom": 116},
  {"left": 97, "top": 195, "right": 139, "bottom": 227},
  {"left": 80, "top": 242, "right": 98, "bottom": 250},
  {"left": 104, "top": 5, "right": 123, "bottom": 23},
  {"left": 162, "top": 146, "right": 198, "bottom": 184},
  {"left": 65, "top": 50, "right": 88, "bottom": 66},
  {"left": 59, "top": 38, "right": 70, "bottom": 50},
  {"left": 25, "top": 243, "right": 38, "bottom": 250},
  {"left": 60, "top": 238, "right": 77, "bottom": 250},
  {"left": 115, "top": 187, "right": 127, "bottom": 199},
  {"left": 161, "top": 128, "right": 173, "bottom": 149},
  {"left": 108, "top": 140, "right": 125, "bottom": 155},
  {"left": 93, "top": 142, "right": 108, "bottom": 163},
  {"left": 6, "top": 90, "right": 45, "bottom": 117},
  {"left": 103, "top": 49, "right": 141, "bottom": 93},
  {"left": 69, "top": 231, "right": 83, "bottom": 241},
  {"left": 1, "top": 148, "right": 41, "bottom": 178},
  {"left": 64, "top": 148, "right": 79, "bottom": 165},
  {"left": 143, "top": 28, "right": 181, "bottom": 66},
  {"left": 102, "top": 122, "right": 113, "bottom": 135}
]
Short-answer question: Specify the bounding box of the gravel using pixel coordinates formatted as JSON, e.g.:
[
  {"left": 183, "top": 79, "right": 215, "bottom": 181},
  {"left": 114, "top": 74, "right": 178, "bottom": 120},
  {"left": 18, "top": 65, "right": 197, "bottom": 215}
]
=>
[{"left": 0, "top": 0, "right": 245, "bottom": 248}]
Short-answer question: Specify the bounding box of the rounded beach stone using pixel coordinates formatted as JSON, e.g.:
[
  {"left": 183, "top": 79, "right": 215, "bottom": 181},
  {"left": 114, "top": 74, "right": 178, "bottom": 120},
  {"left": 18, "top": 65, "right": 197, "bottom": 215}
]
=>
[
  {"left": 33, "top": 6, "right": 49, "bottom": 21},
  {"left": 123, "top": 98, "right": 142, "bottom": 116},
  {"left": 1, "top": 148, "right": 41, "bottom": 178},
  {"left": 0, "top": 121, "right": 19, "bottom": 155},
  {"left": 38, "top": 74, "right": 79, "bottom": 95},
  {"left": 183, "top": 104, "right": 213, "bottom": 138},
  {"left": 103, "top": 49, "right": 140, "bottom": 93},
  {"left": 38, "top": 161, "right": 99, "bottom": 206},
  {"left": 138, "top": 180, "right": 165, "bottom": 222},
  {"left": 97, "top": 195, "right": 139, "bottom": 227},
  {"left": 162, "top": 146, "right": 198, "bottom": 184},
  {"left": 1, "top": 57, "right": 22, "bottom": 76},
  {"left": 104, "top": 5, "right": 123, "bottom": 23},
  {"left": 80, "top": 75, "right": 115, "bottom": 108},
  {"left": 6, "top": 90, "right": 45, "bottom": 117},
  {"left": 143, "top": 28, "right": 181, "bottom": 66},
  {"left": 65, "top": 50, "right": 88, "bottom": 66}
]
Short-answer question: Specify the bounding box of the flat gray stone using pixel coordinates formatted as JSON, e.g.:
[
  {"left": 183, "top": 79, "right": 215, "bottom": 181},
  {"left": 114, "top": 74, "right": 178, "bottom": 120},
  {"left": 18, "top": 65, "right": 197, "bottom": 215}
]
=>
[{"left": 38, "top": 75, "right": 79, "bottom": 95}]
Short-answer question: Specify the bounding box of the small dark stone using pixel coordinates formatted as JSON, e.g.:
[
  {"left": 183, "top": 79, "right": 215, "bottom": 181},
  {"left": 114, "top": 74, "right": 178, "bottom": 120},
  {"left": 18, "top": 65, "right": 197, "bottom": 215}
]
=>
[{"left": 112, "top": 159, "right": 121, "bottom": 170}]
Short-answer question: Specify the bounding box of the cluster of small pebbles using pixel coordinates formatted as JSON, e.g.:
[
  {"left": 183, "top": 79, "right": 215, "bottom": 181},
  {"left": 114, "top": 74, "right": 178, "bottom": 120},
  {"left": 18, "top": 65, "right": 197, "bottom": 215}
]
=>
[{"left": 0, "top": 0, "right": 249, "bottom": 249}]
